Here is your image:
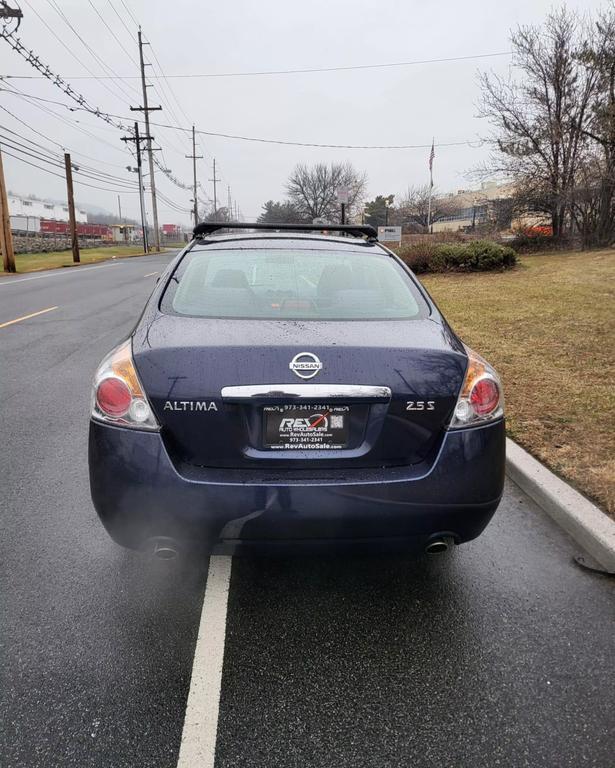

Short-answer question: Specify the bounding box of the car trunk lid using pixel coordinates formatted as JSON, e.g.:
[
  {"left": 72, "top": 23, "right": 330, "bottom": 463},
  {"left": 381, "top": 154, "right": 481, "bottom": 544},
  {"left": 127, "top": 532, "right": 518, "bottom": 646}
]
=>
[{"left": 132, "top": 315, "right": 467, "bottom": 469}]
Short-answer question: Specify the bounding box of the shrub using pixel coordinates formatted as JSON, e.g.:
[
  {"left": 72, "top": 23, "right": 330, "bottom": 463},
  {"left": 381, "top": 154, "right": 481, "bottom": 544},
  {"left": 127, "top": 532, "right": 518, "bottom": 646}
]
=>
[
  {"left": 509, "top": 230, "right": 559, "bottom": 252},
  {"left": 393, "top": 240, "right": 517, "bottom": 273},
  {"left": 396, "top": 240, "right": 438, "bottom": 273}
]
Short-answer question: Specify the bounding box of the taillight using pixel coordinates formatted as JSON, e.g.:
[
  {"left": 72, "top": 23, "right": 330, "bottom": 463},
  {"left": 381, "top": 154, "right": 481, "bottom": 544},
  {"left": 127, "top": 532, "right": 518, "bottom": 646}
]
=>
[
  {"left": 449, "top": 347, "right": 504, "bottom": 428},
  {"left": 470, "top": 378, "right": 500, "bottom": 415},
  {"left": 91, "top": 340, "right": 159, "bottom": 430},
  {"left": 96, "top": 377, "right": 132, "bottom": 417}
]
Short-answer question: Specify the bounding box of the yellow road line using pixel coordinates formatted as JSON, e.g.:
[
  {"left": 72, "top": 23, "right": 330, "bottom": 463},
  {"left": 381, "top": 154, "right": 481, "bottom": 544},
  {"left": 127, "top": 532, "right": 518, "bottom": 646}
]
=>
[
  {"left": 0, "top": 306, "right": 58, "bottom": 330},
  {"left": 144, "top": 271, "right": 158, "bottom": 277}
]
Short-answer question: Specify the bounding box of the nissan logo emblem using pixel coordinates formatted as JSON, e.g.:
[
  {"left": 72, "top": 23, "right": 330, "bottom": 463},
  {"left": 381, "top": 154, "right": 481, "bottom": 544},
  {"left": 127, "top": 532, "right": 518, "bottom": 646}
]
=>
[{"left": 289, "top": 352, "right": 323, "bottom": 380}]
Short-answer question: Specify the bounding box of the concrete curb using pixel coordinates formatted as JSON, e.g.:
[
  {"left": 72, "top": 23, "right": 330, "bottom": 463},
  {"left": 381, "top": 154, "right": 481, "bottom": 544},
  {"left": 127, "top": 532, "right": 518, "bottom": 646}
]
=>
[{"left": 505, "top": 438, "right": 615, "bottom": 573}]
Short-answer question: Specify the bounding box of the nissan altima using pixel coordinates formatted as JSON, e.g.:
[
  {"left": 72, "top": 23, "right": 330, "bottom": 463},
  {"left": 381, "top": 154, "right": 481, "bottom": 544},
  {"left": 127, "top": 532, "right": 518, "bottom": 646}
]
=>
[{"left": 88, "top": 223, "right": 505, "bottom": 557}]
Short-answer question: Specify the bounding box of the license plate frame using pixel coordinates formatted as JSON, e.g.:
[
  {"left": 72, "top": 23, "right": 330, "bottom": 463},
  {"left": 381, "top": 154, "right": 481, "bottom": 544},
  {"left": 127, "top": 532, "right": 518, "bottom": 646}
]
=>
[{"left": 263, "top": 404, "right": 351, "bottom": 450}]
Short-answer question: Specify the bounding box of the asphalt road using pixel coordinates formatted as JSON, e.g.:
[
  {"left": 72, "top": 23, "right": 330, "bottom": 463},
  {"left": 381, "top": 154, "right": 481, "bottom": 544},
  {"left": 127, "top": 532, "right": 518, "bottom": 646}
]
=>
[{"left": 1, "top": 253, "right": 614, "bottom": 768}]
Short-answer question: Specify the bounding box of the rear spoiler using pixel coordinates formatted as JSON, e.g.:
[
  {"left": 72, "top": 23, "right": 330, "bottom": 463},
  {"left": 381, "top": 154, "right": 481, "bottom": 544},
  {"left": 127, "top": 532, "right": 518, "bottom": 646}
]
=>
[{"left": 193, "top": 221, "right": 378, "bottom": 241}]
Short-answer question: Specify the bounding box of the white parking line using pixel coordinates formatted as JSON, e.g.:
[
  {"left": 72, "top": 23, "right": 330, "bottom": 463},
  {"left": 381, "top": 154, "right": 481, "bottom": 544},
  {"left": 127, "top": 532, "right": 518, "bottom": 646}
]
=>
[
  {"left": 177, "top": 555, "right": 233, "bottom": 768},
  {"left": 143, "top": 271, "right": 159, "bottom": 277}
]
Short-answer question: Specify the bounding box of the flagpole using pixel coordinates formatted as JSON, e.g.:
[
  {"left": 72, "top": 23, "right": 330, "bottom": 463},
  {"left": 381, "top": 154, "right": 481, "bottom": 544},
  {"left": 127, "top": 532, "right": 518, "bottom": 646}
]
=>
[
  {"left": 427, "top": 187, "right": 433, "bottom": 235},
  {"left": 427, "top": 137, "right": 434, "bottom": 234}
]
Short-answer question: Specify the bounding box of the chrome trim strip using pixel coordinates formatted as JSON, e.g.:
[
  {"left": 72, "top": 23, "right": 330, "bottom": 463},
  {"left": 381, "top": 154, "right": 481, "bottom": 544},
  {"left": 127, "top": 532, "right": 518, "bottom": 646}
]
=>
[{"left": 220, "top": 384, "right": 392, "bottom": 401}]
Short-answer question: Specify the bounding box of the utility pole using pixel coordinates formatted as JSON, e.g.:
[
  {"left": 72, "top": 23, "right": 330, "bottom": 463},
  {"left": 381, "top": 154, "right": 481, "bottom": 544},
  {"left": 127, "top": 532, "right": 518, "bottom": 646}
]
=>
[
  {"left": 64, "top": 153, "right": 80, "bottom": 264},
  {"left": 132, "top": 28, "right": 162, "bottom": 251},
  {"left": 185, "top": 125, "right": 202, "bottom": 228},
  {"left": 121, "top": 122, "right": 151, "bottom": 254},
  {"left": 209, "top": 158, "right": 220, "bottom": 218},
  {"left": 227, "top": 185, "right": 232, "bottom": 221},
  {"left": 0, "top": 147, "right": 16, "bottom": 273}
]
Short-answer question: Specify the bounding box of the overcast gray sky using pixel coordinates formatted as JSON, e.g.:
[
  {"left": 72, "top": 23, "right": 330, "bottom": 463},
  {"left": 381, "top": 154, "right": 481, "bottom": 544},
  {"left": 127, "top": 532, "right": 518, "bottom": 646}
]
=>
[{"left": 0, "top": 0, "right": 607, "bottom": 226}]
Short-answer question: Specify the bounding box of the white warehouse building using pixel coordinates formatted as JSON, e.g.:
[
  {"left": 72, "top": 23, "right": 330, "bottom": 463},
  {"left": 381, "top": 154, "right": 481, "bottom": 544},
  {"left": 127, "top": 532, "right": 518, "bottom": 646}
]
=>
[{"left": 8, "top": 194, "right": 88, "bottom": 224}]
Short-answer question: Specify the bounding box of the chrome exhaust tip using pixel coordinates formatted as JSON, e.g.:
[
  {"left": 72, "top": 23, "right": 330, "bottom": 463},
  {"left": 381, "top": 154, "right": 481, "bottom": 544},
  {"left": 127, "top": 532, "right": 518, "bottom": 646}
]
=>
[
  {"left": 150, "top": 537, "right": 179, "bottom": 560},
  {"left": 425, "top": 536, "right": 454, "bottom": 555}
]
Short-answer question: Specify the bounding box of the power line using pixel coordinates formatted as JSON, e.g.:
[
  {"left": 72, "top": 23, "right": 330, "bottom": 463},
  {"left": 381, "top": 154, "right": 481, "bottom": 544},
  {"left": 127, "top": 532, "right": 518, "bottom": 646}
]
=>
[
  {"left": 145, "top": 37, "right": 194, "bottom": 134},
  {"left": 0, "top": 134, "right": 139, "bottom": 188},
  {"left": 21, "top": 0, "right": 136, "bottom": 106},
  {"left": 1, "top": 107, "right": 190, "bottom": 215},
  {"left": 44, "top": 0, "right": 139, "bottom": 103},
  {"left": 0, "top": 89, "right": 483, "bottom": 151},
  {"left": 111, "top": 14, "right": 194, "bottom": 158},
  {"left": 0, "top": 85, "right": 79, "bottom": 110},
  {"left": 1, "top": 148, "right": 141, "bottom": 193},
  {"left": 0, "top": 106, "right": 120, "bottom": 164},
  {"left": 87, "top": 0, "right": 139, "bottom": 68},
  {"left": 147, "top": 65, "right": 192, "bottom": 153},
  {"left": 141, "top": 30, "right": 224, "bottom": 205},
  {"left": 0, "top": 31, "right": 193, "bottom": 190},
  {"left": 156, "top": 188, "right": 191, "bottom": 214},
  {"left": 0, "top": 104, "right": 131, "bottom": 169},
  {"left": 0, "top": 32, "right": 130, "bottom": 131},
  {"left": 2, "top": 50, "right": 513, "bottom": 79},
  {"left": 106, "top": 0, "right": 136, "bottom": 40},
  {"left": 10, "top": 3, "right": 197, "bottom": 168},
  {"left": 116, "top": 0, "right": 140, "bottom": 30},
  {"left": 149, "top": 123, "right": 485, "bottom": 151},
  {"left": 0, "top": 85, "right": 134, "bottom": 157},
  {"left": 201, "top": 134, "right": 480, "bottom": 150}
]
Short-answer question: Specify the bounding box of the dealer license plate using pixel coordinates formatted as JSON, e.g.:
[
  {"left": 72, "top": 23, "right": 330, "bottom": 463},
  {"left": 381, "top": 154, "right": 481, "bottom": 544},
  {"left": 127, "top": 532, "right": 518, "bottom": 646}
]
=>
[{"left": 263, "top": 404, "right": 350, "bottom": 450}]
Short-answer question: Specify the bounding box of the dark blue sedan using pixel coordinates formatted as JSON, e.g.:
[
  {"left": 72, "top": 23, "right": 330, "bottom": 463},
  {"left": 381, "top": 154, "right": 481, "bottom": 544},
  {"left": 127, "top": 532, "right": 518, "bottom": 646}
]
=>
[{"left": 88, "top": 223, "right": 505, "bottom": 557}]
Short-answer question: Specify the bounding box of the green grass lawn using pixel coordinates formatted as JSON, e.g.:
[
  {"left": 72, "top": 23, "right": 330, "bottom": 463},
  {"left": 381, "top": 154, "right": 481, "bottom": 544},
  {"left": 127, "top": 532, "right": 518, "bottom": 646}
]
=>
[
  {"left": 12, "top": 246, "right": 150, "bottom": 273},
  {"left": 420, "top": 248, "right": 615, "bottom": 517}
]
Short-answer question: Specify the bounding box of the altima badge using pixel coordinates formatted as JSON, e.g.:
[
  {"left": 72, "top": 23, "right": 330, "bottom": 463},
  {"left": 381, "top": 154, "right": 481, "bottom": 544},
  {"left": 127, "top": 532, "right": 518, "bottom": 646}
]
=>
[{"left": 289, "top": 352, "right": 323, "bottom": 380}]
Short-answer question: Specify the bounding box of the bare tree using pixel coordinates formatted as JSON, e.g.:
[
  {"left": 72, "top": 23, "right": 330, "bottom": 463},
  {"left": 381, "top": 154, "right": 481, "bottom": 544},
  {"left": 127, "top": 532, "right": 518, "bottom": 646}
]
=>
[
  {"left": 397, "top": 185, "right": 456, "bottom": 230},
  {"left": 578, "top": 5, "right": 615, "bottom": 246},
  {"left": 478, "top": 9, "right": 600, "bottom": 239},
  {"left": 286, "top": 162, "right": 367, "bottom": 222},
  {"left": 570, "top": 151, "right": 608, "bottom": 245}
]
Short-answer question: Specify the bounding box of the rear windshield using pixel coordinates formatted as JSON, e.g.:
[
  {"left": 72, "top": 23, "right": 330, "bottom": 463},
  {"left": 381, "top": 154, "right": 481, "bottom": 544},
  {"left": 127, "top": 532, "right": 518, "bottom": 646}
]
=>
[{"left": 161, "top": 247, "right": 427, "bottom": 320}]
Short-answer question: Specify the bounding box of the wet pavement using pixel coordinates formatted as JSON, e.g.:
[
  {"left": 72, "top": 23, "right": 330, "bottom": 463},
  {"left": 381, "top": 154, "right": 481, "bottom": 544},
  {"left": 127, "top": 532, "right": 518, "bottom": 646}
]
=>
[{"left": 1, "top": 254, "right": 613, "bottom": 767}]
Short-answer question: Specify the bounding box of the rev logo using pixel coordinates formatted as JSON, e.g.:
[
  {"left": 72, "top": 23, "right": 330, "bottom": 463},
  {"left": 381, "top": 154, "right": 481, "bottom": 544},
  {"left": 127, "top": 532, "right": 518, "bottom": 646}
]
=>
[{"left": 280, "top": 414, "right": 328, "bottom": 432}]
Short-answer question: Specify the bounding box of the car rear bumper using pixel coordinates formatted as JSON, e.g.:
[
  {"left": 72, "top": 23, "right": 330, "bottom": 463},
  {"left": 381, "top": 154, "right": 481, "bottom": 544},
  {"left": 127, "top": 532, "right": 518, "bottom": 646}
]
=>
[{"left": 88, "top": 418, "right": 505, "bottom": 553}]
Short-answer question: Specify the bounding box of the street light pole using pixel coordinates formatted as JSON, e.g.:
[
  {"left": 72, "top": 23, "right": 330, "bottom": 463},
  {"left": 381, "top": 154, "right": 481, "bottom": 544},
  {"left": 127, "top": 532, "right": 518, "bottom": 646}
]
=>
[
  {"left": 121, "top": 122, "right": 150, "bottom": 253},
  {"left": 134, "top": 124, "right": 148, "bottom": 254},
  {"left": 185, "top": 125, "right": 202, "bottom": 228}
]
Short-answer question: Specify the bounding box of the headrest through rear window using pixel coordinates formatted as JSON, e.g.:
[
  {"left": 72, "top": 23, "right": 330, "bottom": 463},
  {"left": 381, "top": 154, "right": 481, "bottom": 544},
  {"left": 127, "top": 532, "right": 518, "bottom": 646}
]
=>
[{"left": 211, "top": 269, "right": 250, "bottom": 289}]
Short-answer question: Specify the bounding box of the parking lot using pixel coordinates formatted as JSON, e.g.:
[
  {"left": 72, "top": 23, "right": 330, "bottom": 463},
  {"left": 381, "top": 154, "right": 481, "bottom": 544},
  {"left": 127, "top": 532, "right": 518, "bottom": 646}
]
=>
[{"left": 1, "top": 253, "right": 614, "bottom": 768}]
